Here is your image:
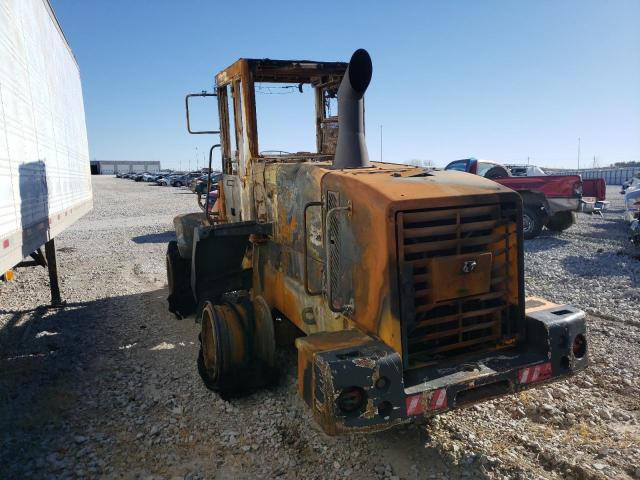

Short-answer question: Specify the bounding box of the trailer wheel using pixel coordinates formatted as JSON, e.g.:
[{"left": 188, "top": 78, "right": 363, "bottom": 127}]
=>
[
  {"left": 522, "top": 206, "right": 544, "bottom": 239},
  {"left": 545, "top": 211, "right": 576, "bottom": 232},
  {"left": 166, "top": 241, "right": 195, "bottom": 318}
]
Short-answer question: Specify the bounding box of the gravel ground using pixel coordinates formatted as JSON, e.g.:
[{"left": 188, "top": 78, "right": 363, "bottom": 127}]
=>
[{"left": 1, "top": 179, "right": 638, "bottom": 479}]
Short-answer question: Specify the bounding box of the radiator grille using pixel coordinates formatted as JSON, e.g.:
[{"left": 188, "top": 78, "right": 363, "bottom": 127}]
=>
[{"left": 397, "top": 202, "right": 520, "bottom": 367}]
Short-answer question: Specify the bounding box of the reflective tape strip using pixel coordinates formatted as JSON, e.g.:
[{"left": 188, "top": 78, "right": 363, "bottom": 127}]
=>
[
  {"left": 430, "top": 388, "right": 448, "bottom": 410},
  {"left": 405, "top": 395, "right": 423, "bottom": 416},
  {"left": 518, "top": 362, "right": 552, "bottom": 385}
]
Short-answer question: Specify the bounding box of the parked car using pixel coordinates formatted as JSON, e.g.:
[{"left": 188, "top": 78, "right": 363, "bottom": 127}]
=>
[
  {"left": 142, "top": 173, "right": 160, "bottom": 182},
  {"left": 445, "top": 158, "right": 585, "bottom": 239},
  {"left": 504, "top": 164, "right": 607, "bottom": 212},
  {"left": 173, "top": 172, "right": 201, "bottom": 188},
  {"left": 189, "top": 174, "right": 207, "bottom": 192},
  {"left": 169, "top": 175, "right": 189, "bottom": 187},
  {"left": 624, "top": 187, "right": 640, "bottom": 246},
  {"left": 504, "top": 164, "right": 547, "bottom": 177},
  {"left": 622, "top": 173, "right": 640, "bottom": 194},
  {"left": 193, "top": 173, "right": 223, "bottom": 195}
]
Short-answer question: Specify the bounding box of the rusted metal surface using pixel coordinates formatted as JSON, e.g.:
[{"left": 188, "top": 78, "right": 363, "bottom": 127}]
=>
[
  {"left": 296, "top": 330, "right": 407, "bottom": 435},
  {"left": 184, "top": 52, "right": 589, "bottom": 434}
]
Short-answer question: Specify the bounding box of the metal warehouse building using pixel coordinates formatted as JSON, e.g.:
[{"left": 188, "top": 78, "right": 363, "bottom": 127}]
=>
[
  {"left": 90, "top": 160, "right": 161, "bottom": 175},
  {"left": 546, "top": 166, "right": 640, "bottom": 185}
]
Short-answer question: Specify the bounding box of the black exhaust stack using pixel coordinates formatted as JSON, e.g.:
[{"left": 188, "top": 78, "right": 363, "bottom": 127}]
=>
[{"left": 333, "top": 49, "right": 373, "bottom": 169}]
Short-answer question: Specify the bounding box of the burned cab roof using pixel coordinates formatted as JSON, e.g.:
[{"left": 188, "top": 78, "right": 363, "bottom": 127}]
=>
[{"left": 216, "top": 58, "right": 348, "bottom": 85}]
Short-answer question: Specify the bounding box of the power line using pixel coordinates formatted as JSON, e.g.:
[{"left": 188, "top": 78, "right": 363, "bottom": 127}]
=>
[{"left": 255, "top": 85, "right": 301, "bottom": 95}]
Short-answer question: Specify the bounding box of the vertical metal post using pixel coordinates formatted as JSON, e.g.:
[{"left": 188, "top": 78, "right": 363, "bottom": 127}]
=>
[
  {"left": 577, "top": 137, "right": 581, "bottom": 170},
  {"left": 380, "top": 124, "right": 383, "bottom": 162},
  {"left": 44, "top": 238, "right": 62, "bottom": 306}
]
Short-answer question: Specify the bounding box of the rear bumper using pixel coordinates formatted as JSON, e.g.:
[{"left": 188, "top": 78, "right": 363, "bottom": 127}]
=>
[{"left": 296, "top": 298, "right": 588, "bottom": 435}]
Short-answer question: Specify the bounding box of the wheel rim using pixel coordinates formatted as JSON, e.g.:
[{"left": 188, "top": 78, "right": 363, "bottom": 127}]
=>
[
  {"left": 201, "top": 304, "right": 219, "bottom": 379},
  {"left": 522, "top": 213, "right": 533, "bottom": 233}
]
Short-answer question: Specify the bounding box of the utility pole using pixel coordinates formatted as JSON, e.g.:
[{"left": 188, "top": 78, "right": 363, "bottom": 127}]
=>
[
  {"left": 527, "top": 156, "right": 530, "bottom": 165},
  {"left": 577, "top": 137, "right": 581, "bottom": 170},
  {"left": 380, "top": 125, "right": 383, "bottom": 162},
  {"left": 194, "top": 146, "right": 198, "bottom": 172}
]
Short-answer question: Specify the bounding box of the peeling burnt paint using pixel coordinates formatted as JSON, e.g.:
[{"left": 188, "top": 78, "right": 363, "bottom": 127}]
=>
[{"left": 197, "top": 55, "right": 590, "bottom": 435}]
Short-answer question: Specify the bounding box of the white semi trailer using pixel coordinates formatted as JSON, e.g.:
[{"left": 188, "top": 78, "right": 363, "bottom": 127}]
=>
[{"left": 0, "top": 0, "right": 92, "bottom": 304}]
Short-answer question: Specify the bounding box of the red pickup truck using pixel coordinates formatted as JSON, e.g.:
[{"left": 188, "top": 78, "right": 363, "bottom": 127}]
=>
[{"left": 445, "top": 159, "right": 584, "bottom": 239}]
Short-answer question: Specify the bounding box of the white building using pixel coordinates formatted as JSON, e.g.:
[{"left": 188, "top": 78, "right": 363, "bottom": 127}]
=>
[{"left": 90, "top": 160, "right": 161, "bottom": 175}]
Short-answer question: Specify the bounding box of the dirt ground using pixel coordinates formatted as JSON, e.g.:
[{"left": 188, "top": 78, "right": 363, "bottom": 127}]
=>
[{"left": 1, "top": 177, "right": 638, "bottom": 480}]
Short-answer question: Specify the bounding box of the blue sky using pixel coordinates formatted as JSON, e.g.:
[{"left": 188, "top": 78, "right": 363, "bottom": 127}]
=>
[{"left": 52, "top": 0, "right": 640, "bottom": 170}]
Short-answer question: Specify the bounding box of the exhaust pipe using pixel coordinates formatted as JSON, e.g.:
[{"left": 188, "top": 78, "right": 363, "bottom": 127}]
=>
[{"left": 333, "top": 49, "right": 373, "bottom": 169}]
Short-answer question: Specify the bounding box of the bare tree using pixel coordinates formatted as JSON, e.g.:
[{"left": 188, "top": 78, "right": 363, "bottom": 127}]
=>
[{"left": 407, "top": 159, "right": 435, "bottom": 168}]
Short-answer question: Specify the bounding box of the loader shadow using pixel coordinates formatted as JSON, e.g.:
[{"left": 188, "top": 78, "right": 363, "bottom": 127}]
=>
[
  {"left": 131, "top": 231, "right": 176, "bottom": 244},
  {"left": 19, "top": 160, "right": 49, "bottom": 258},
  {"left": 524, "top": 234, "right": 570, "bottom": 252},
  {"left": 561, "top": 252, "right": 638, "bottom": 279},
  {"left": 0, "top": 289, "right": 188, "bottom": 475},
  {"left": 0, "top": 288, "right": 487, "bottom": 478}
]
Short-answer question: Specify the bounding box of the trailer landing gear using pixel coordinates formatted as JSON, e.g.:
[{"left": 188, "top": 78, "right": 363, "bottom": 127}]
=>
[
  {"left": 44, "top": 239, "right": 62, "bottom": 307},
  {"left": 15, "top": 238, "right": 63, "bottom": 307}
]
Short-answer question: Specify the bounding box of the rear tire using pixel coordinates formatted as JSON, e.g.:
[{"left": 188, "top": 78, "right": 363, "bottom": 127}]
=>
[
  {"left": 197, "top": 297, "right": 278, "bottom": 396},
  {"left": 545, "top": 211, "right": 576, "bottom": 232},
  {"left": 252, "top": 296, "right": 278, "bottom": 383},
  {"left": 166, "top": 241, "right": 195, "bottom": 318},
  {"left": 522, "top": 206, "right": 544, "bottom": 239},
  {"left": 198, "top": 301, "right": 247, "bottom": 394}
]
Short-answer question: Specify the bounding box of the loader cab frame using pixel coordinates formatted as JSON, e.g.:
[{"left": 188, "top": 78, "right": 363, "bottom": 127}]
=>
[
  {"left": 207, "top": 60, "right": 348, "bottom": 222},
  {"left": 215, "top": 59, "right": 348, "bottom": 170}
]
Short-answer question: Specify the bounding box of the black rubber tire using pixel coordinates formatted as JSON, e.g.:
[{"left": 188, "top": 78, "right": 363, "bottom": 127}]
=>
[
  {"left": 166, "top": 241, "right": 195, "bottom": 318},
  {"left": 522, "top": 206, "right": 544, "bottom": 240},
  {"left": 484, "top": 166, "right": 510, "bottom": 179},
  {"left": 197, "top": 298, "right": 278, "bottom": 396},
  {"left": 545, "top": 211, "right": 576, "bottom": 232},
  {"left": 251, "top": 296, "right": 279, "bottom": 385},
  {"left": 198, "top": 301, "right": 248, "bottom": 395},
  {"left": 174, "top": 181, "right": 182, "bottom": 187}
]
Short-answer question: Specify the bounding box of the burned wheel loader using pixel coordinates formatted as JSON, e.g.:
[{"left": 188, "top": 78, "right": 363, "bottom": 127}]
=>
[{"left": 166, "top": 49, "right": 589, "bottom": 435}]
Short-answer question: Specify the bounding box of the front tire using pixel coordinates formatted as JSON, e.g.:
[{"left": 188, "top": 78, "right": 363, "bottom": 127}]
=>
[
  {"left": 166, "top": 241, "right": 195, "bottom": 318},
  {"left": 523, "top": 206, "right": 544, "bottom": 239}
]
